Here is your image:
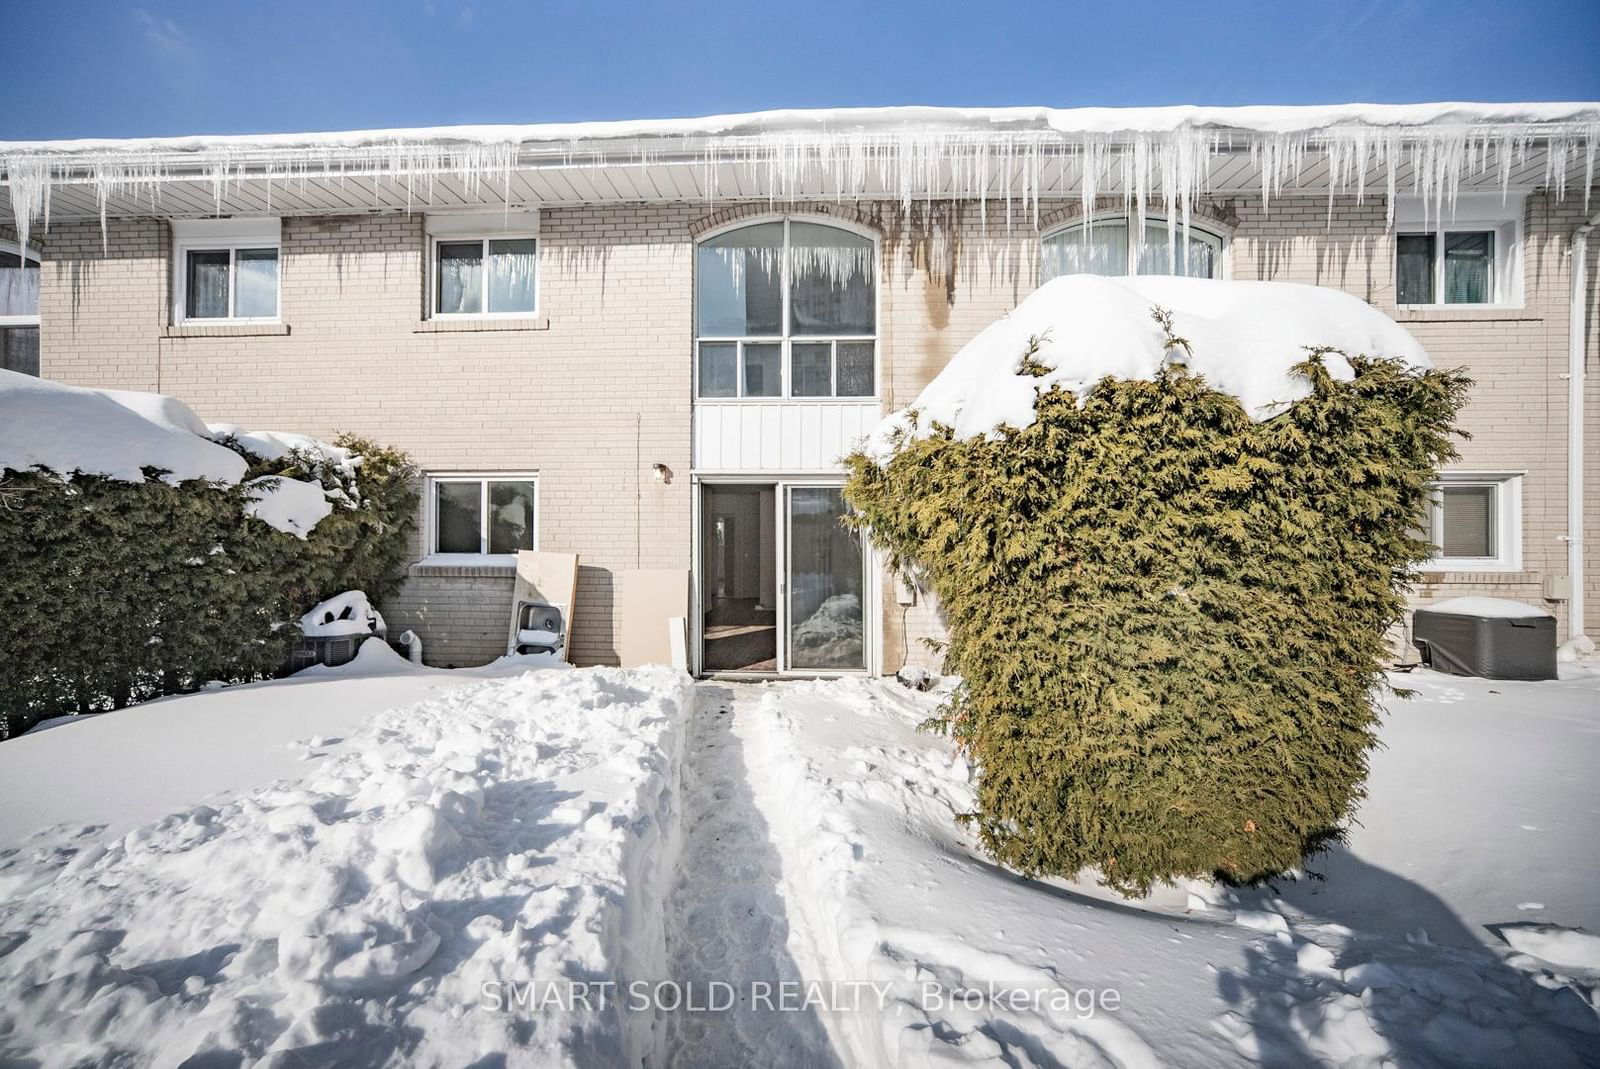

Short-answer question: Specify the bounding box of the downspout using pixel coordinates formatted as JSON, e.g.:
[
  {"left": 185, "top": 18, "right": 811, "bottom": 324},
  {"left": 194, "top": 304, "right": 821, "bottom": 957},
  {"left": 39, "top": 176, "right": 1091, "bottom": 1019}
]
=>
[{"left": 1567, "top": 207, "right": 1600, "bottom": 642}]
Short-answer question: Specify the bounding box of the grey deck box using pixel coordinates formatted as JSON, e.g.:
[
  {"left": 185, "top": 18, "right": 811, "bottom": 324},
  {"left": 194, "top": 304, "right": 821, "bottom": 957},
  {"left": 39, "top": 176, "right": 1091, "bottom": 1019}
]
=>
[{"left": 1412, "top": 608, "right": 1557, "bottom": 680}]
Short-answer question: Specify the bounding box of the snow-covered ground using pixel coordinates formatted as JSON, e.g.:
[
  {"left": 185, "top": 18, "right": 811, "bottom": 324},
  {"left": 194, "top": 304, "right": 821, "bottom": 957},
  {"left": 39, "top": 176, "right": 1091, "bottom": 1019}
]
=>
[
  {"left": 2, "top": 654, "right": 1596, "bottom": 1067},
  {"left": 0, "top": 648, "right": 690, "bottom": 1068},
  {"left": 732, "top": 670, "right": 1600, "bottom": 1067}
]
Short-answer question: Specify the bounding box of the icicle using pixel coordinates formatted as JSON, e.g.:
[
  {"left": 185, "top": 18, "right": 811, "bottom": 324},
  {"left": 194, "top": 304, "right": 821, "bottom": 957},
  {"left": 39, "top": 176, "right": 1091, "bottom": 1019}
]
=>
[{"left": 5, "top": 113, "right": 1599, "bottom": 256}]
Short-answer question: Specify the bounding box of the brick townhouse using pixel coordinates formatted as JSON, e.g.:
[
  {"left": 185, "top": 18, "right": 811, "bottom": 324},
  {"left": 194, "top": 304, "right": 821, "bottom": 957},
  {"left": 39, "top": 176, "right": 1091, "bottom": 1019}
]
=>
[{"left": 2, "top": 104, "right": 1596, "bottom": 675}]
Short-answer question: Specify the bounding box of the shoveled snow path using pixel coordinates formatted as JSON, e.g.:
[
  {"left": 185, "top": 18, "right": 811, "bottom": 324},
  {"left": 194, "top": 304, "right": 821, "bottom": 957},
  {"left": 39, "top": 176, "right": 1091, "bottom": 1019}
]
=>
[{"left": 659, "top": 684, "right": 841, "bottom": 1068}]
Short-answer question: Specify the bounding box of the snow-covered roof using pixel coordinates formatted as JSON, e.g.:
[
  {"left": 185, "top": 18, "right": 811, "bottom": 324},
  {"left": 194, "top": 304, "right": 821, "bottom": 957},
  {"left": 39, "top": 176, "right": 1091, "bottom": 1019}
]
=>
[{"left": 3, "top": 103, "right": 1597, "bottom": 249}]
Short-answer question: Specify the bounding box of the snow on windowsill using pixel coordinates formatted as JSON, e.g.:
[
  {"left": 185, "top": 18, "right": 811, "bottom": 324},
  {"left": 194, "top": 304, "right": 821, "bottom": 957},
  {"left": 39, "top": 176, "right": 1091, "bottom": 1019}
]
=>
[
  {"left": 413, "top": 316, "right": 549, "bottom": 333},
  {"left": 165, "top": 322, "right": 291, "bottom": 338}
]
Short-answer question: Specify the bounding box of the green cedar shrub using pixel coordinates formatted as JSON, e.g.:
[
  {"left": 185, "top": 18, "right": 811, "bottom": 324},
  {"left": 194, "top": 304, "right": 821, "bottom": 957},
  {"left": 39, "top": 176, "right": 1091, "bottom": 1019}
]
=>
[
  {"left": 844, "top": 343, "right": 1470, "bottom": 895},
  {"left": 0, "top": 435, "right": 418, "bottom": 739}
]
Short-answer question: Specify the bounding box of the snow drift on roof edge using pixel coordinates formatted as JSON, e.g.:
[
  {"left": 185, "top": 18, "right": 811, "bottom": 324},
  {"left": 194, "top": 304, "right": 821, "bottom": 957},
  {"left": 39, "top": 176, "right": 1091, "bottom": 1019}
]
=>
[
  {"left": 864, "top": 275, "right": 1431, "bottom": 460},
  {"left": 4, "top": 102, "right": 1599, "bottom": 153}
]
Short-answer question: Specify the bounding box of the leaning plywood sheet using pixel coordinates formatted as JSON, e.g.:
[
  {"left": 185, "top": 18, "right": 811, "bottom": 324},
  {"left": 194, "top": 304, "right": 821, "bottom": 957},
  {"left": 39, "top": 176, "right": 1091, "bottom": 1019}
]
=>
[
  {"left": 618, "top": 568, "right": 689, "bottom": 668},
  {"left": 508, "top": 551, "right": 580, "bottom": 659}
]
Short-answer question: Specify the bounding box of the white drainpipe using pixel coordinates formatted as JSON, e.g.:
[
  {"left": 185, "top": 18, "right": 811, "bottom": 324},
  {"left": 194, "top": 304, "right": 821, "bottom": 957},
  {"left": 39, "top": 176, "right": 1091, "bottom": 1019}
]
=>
[{"left": 1567, "top": 207, "right": 1600, "bottom": 641}]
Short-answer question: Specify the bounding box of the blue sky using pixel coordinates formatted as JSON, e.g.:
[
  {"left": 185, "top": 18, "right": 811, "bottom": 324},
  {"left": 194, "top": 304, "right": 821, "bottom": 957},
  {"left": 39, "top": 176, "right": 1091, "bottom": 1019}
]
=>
[{"left": 8, "top": 0, "right": 1599, "bottom": 140}]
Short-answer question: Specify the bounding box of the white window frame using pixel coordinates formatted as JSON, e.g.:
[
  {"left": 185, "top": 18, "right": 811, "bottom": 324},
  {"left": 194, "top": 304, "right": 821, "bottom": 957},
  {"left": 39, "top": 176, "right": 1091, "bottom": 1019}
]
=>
[
  {"left": 1039, "top": 215, "right": 1229, "bottom": 282},
  {"left": 0, "top": 241, "right": 41, "bottom": 376},
  {"left": 1419, "top": 471, "right": 1523, "bottom": 573},
  {"left": 0, "top": 241, "right": 40, "bottom": 329},
  {"left": 426, "top": 210, "right": 541, "bottom": 320},
  {"left": 1393, "top": 193, "right": 1524, "bottom": 309},
  {"left": 170, "top": 218, "right": 282, "bottom": 325},
  {"left": 693, "top": 215, "right": 880, "bottom": 402},
  {"left": 423, "top": 472, "right": 540, "bottom": 562}
]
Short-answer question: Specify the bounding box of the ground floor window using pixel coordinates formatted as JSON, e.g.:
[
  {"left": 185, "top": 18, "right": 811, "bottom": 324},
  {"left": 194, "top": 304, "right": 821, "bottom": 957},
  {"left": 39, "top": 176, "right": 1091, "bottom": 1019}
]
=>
[
  {"left": 1419, "top": 472, "right": 1521, "bottom": 571},
  {"left": 0, "top": 326, "right": 39, "bottom": 376},
  {"left": 426, "top": 474, "right": 538, "bottom": 558},
  {"left": 1397, "top": 230, "right": 1497, "bottom": 305}
]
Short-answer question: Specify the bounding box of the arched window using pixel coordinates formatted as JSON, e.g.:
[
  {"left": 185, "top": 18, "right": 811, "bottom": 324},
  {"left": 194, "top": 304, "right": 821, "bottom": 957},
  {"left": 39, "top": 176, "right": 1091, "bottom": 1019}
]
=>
[
  {"left": 695, "top": 219, "right": 876, "bottom": 399},
  {"left": 0, "top": 242, "right": 39, "bottom": 376},
  {"left": 1041, "top": 218, "right": 1224, "bottom": 283}
]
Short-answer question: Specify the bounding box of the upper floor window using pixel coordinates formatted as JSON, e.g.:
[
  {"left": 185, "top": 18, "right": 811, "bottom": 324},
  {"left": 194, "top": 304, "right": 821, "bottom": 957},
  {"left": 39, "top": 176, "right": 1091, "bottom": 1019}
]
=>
[
  {"left": 0, "top": 242, "right": 40, "bottom": 376},
  {"left": 171, "top": 218, "right": 281, "bottom": 324},
  {"left": 695, "top": 218, "right": 876, "bottom": 399},
  {"left": 1393, "top": 194, "right": 1522, "bottom": 307},
  {"left": 426, "top": 210, "right": 540, "bottom": 319},
  {"left": 1041, "top": 218, "right": 1223, "bottom": 282},
  {"left": 433, "top": 237, "right": 538, "bottom": 317}
]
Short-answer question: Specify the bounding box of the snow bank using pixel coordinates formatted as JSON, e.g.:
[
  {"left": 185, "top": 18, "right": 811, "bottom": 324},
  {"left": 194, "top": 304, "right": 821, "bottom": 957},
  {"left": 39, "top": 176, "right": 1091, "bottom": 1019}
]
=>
[
  {"left": 867, "top": 276, "right": 1429, "bottom": 457},
  {"left": 1421, "top": 595, "right": 1550, "bottom": 619},
  {"left": 299, "top": 590, "right": 385, "bottom": 638},
  {"left": 735, "top": 673, "right": 1600, "bottom": 1066},
  {"left": 0, "top": 370, "right": 350, "bottom": 537},
  {"left": 0, "top": 369, "right": 246, "bottom": 484},
  {"left": 0, "top": 666, "right": 691, "bottom": 1068}
]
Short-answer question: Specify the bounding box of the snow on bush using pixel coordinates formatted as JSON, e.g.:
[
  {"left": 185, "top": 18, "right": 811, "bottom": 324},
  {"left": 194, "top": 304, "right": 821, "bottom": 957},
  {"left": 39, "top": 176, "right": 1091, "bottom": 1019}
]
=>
[
  {"left": 866, "top": 275, "right": 1430, "bottom": 455},
  {"left": 243, "top": 475, "right": 337, "bottom": 540},
  {"left": 845, "top": 277, "right": 1469, "bottom": 894},
  {"left": 0, "top": 370, "right": 349, "bottom": 538},
  {"left": 0, "top": 374, "right": 418, "bottom": 737},
  {"left": 0, "top": 665, "right": 691, "bottom": 1068},
  {"left": 0, "top": 370, "right": 248, "bottom": 485}
]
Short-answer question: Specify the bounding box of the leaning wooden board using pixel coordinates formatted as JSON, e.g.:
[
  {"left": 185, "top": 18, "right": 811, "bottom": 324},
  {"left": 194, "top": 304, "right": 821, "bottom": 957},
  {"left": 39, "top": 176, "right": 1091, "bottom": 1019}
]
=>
[
  {"left": 507, "top": 550, "right": 580, "bottom": 659},
  {"left": 617, "top": 568, "right": 689, "bottom": 668}
]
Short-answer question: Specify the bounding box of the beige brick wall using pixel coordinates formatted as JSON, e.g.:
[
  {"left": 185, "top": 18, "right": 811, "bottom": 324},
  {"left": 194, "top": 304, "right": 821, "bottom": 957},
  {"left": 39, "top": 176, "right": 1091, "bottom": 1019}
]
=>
[
  {"left": 39, "top": 207, "right": 699, "bottom": 667},
  {"left": 31, "top": 189, "right": 1600, "bottom": 671}
]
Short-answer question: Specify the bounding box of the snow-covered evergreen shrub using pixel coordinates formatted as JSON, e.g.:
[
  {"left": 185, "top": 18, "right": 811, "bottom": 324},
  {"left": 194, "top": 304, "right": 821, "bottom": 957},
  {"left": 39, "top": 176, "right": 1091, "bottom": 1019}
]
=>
[
  {"left": 0, "top": 434, "right": 417, "bottom": 738},
  {"left": 844, "top": 354, "right": 1468, "bottom": 895}
]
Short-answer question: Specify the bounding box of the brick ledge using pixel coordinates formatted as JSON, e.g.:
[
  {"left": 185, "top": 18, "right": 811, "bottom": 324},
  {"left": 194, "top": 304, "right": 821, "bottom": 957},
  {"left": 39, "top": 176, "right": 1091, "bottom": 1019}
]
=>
[
  {"left": 408, "top": 562, "right": 518, "bottom": 578},
  {"left": 414, "top": 317, "right": 550, "bottom": 333},
  {"left": 1393, "top": 308, "right": 1542, "bottom": 324},
  {"left": 164, "top": 323, "right": 291, "bottom": 338}
]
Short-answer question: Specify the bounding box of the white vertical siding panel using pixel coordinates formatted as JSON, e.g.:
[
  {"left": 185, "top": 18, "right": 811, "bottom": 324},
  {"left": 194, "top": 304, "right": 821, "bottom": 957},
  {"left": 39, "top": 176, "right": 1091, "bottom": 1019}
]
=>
[
  {"left": 740, "top": 406, "right": 762, "bottom": 465},
  {"left": 720, "top": 407, "right": 741, "bottom": 466},
  {"left": 780, "top": 406, "right": 803, "bottom": 470},
  {"left": 760, "top": 405, "right": 783, "bottom": 469},
  {"left": 693, "top": 402, "right": 882, "bottom": 472},
  {"left": 800, "top": 406, "right": 823, "bottom": 469},
  {"left": 819, "top": 405, "right": 843, "bottom": 467}
]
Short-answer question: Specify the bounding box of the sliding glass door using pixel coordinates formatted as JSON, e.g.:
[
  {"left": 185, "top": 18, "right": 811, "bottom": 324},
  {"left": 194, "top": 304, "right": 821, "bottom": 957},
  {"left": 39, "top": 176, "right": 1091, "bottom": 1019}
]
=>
[{"left": 784, "top": 486, "right": 866, "bottom": 671}]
